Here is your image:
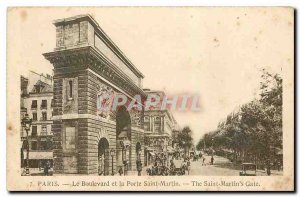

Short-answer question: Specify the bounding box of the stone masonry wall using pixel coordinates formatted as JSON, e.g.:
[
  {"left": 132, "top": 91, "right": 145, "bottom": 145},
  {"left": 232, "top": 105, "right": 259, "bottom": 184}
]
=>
[{"left": 55, "top": 20, "right": 90, "bottom": 50}]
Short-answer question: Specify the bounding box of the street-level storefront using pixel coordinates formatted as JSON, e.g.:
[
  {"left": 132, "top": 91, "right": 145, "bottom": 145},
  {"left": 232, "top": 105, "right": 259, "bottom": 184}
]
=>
[{"left": 21, "top": 150, "right": 53, "bottom": 168}]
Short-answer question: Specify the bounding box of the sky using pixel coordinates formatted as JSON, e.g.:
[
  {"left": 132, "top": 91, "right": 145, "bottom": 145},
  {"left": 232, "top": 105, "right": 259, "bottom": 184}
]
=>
[{"left": 8, "top": 7, "right": 293, "bottom": 143}]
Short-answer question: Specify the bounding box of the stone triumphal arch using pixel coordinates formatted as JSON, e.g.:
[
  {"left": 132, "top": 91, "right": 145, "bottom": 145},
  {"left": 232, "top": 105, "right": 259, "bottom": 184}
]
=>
[{"left": 44, "top": 14, "right": 145, "bottom": 175}]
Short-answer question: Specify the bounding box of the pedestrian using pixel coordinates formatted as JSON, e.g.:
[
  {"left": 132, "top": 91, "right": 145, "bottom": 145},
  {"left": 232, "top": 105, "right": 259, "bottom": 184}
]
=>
[
  {"left": 187, "top": 159, "right": 191, "bottom": 166},
  {"left": 39, "top": 161, "right": 42, "bottom": 171},
  {"left": 187, "top": 164, "right": 191, "bottom": 175},
  {"left": 266, "top": 160, "right": 271, "bottom": 176},
  {"left": 44, "top": 161, "right": 50, "bottom": 176},
  {"left": 118, "top": 167, "right": 123, "bottom": 176},
  {"left": 98, "top": 156, "right": 103, "bottom": 175},
  {"left": 181, "top": 163, "right": 186, "bottom": 175},
  {"left": 136, "top": 160, "right": 142, "bottom": 176},
  {"left": 124, "top": 160, "right": 129, "bottom": 176},
  {"left": 151, "top": 166, "right": 155, "bottom": 176},
  {"left": 146, "top": 168, "right": 151, "bottom": 175},
  {"left": 211, "top": 156, "right": 214, "bottom": 165},
  {"left": 202, "top": 157, "right": 206, "bottom": 166}
]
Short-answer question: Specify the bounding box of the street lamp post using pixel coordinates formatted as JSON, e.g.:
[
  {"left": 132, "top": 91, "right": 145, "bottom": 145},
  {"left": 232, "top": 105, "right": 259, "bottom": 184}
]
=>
[
  {"left": 211, "top": 138, "right": 214, "bottom": 156},
  {"left": 120, "top": 139, "right": 131, "bottom": 176},
  {"left": 120, "top": 141, "right": 125, "bottom": 175},
  {"left": 21, "top": 113, "right": 32, "bottom": 175},
  {"left": 110, "top": 149, "right": 115, "bottom": 176},
  {"left": 136, "top": 150, "right": 142, "bottom": 176}
]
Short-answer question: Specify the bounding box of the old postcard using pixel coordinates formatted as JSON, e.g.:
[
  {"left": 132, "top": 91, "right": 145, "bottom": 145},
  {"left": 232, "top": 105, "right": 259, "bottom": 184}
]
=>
[{"left": 7, "top": 7, "right": 294, "bottom": 191}]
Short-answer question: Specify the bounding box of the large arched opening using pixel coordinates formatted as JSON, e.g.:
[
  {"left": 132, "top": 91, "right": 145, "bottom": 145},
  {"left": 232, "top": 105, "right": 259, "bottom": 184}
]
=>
[
  {"left": 98, "top": 137, "right": 110, "bottom": 176},
  {"left": 116, "top": 106, "right": 131, "bottom": 174},
  {"left": 136, "top": 142, "right": 142, "bottom": 160}
]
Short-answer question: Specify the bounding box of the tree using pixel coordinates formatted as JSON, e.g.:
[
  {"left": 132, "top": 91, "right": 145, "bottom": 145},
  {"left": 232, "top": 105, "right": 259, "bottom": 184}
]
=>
[
  {"left": 177, "top": 126, "right": 194, "bottom": 156},
  {"left": 196, "top": 69, "right": 283, "bottom": 171}
]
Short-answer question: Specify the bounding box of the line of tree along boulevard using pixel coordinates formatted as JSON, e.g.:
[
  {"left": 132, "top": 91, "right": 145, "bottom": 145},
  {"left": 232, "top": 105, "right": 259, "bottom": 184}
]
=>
[{"left": 196, "top": 69, "right": 283, "bottom": 174}]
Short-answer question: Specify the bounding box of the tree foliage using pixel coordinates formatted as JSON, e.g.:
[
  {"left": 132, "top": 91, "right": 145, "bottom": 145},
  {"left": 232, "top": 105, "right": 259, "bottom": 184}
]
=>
[
  {"left": 197, "top": 70, "right": 282, "bottom": 165},
  {"left": 172, "top": 126, "right": 194, "bottom": 150},
  {"left": 178, "top": 126, "right": 193, "bottom": 149}
]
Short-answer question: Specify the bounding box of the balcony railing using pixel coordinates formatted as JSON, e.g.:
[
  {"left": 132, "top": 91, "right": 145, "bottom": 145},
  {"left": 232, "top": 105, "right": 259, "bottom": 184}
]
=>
[
  {"left": 40, "top": 132, "right": 48, "bottom": 136},
  {"left": 31, "top": 105, "right": 37, "bottom": 109},
  {"left": 40, "top": 117, "right": 48, "bottom": 121},
  {"left": 40, "top": 105, "right": 47, "bottom": 110},
  {"left": 30, "top": 149, "right": 53, "bottom": 152},
  {"left": 31, "top": 133, "right": 37, "bottom": 137}
]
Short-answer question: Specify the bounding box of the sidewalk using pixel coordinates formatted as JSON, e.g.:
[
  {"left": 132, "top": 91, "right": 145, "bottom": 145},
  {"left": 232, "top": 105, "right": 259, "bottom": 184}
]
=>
[
  {"left": 126, "top": 166, "right": 148, "bottom": 176},
  {"left": 21, "top": 168, "right": 53, "bottom": 176},
  {"left": 256, "top": 169, "right": 283, "bottom": 176}
]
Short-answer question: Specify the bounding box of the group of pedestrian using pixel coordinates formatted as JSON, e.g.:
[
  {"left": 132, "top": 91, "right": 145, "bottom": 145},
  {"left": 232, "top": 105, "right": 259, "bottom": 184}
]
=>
[
  {"left": 39, "top": 160, "right": 51, "bottom": 176},
  {"left": 147, "top": 165, "right": 169, "bottom": 176},
  {"left": 116, "top": 159, "right": 142, "bottom": 176},
  {"left": 201, "top": 154, "right": 214, "bottom": 166},
  {"left": 118, "top": 160, "right": 129, "bottom": 176}
]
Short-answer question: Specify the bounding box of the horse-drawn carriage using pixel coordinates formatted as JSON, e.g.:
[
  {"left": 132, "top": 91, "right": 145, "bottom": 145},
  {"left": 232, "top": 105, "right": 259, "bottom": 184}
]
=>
[
  {"left": 146, "top": 159, "right": 188, "bottom": 176},
  {"left": 146, "top": 165, "right": 169, "bottom": 176},
  {"left": 169, "top": 160, "right": 186, "bottom": 175}
]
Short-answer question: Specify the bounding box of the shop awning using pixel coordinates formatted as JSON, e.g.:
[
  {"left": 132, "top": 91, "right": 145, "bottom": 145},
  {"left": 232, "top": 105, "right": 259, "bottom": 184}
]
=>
[
  {"left": 167, "top": 146, "right": 175, "bottom": 152},
  {"left": 23, "top": 151, "right": 53, "bottom": 160}
]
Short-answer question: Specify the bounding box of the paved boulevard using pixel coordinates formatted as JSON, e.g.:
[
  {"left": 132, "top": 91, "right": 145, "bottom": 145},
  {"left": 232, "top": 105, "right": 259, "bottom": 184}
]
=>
[
  {"left": 189, "top": 155, "right": 241, "bottom": 176},
  {"left": 188, "top": 154, "right": 283, "bottom": 176},
  {"left": 134, "top": 154, "right": 283, "bottom": 176},
  {"left": 27, "top": 154, "right": 283, "bottom": 176}
]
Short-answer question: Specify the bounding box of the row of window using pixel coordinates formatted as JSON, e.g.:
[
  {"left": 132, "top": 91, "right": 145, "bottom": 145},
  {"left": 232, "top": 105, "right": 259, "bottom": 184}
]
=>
[
  {"left": 32, "top": 112, "right": 49, "bottom": 121},
  {"left": 31, "top": 79, "right": 74, "bottom": 109},
  {"left": 30, "top": 140, "right": 52, "bottom": 151},
  {"left": 30, "top": 125, "right": 49, "bottom": 137},
  {"left": 145, "top": 138, "right": 169, "bottom": 146},
  {"left": 144, "top": 116, "right": 162, "bottom": 122},
  {"left": 31, "top": 99, "right": 53, "bottom": 109},
  {"left": 144, "top": 122, "right": 162, "bottom": 132}
]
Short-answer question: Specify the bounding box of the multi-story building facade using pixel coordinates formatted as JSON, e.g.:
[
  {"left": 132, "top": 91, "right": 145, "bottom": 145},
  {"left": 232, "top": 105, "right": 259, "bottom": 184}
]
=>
[
  {"left": 20, "top": 71, "right": 53, "bottom": 170},
  {"left": 143, "top": 89, "right": 179, "bottom": 166}
]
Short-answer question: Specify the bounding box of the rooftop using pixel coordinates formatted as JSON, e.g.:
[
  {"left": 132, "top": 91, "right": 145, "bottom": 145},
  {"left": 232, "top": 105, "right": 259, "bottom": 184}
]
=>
[
  {"left": 30, "top": 80, "right": 53, "bottom": 94},
  {"left": 53, "top": 14, "right": 144, "bottom": 79}
]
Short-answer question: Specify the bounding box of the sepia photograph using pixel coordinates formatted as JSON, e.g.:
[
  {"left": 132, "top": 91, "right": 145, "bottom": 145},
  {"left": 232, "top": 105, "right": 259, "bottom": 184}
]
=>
[{"left": 6, "top": 7, "right": 294, "bottom": 191}]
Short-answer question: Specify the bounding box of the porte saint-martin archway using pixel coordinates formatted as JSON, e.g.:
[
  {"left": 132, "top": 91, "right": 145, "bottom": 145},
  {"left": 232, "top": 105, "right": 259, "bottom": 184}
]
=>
[
  {"left": 44, "top": 14, "right": 146, "bottom": 175},
  {"left": 98, "top": 137, "right": 109, "bottom": 176},
  {"left": 116, "top": 106, "right": 132, "bottom": 173}
]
